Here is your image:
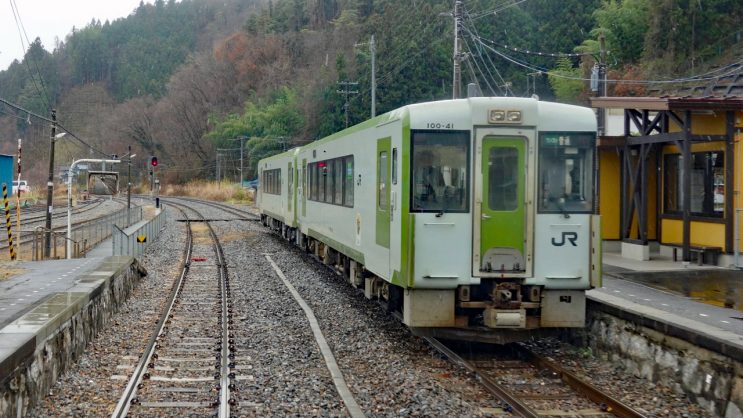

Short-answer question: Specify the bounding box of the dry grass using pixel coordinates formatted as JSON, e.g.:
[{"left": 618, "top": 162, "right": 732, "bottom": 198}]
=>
[{"left": 159, "top": 181, "right": 254, "bottom": 204}]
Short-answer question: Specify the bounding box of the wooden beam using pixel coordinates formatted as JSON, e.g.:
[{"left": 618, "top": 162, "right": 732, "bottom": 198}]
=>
[
  {"left": 725, "top": 111, "right": 735, "bottom": 253},
  {"left": 682, "top": 111, "right": 692, "bottom": 262}
]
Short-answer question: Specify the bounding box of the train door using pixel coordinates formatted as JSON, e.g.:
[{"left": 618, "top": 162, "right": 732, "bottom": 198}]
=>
[
  {"left": 285, "top": 161, "right": 293, "bottom": 226},
  {"left": 473, "top": 131, "right": 534, "bottom": 277},
  {"left": 301, "top": 158, "right": 307, "bottom": 217},
  {"left": 376, "top": 138, "right": 391, "bottom": 275}
]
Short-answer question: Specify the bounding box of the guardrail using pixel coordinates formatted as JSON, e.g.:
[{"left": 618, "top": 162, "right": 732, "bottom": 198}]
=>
[
  {"left": 112, "top": 205, "right": 166, "bottom": 257},
  {"left": 31, "top": 227, "right": 82, "bottom": 260},
  {"left": 32, "top": 206, "right": 143, "bottom": 260}
]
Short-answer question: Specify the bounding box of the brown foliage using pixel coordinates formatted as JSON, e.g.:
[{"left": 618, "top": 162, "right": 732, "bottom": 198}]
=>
[{"left": 608, "top": 65, "right": 647, "bottom": 97}]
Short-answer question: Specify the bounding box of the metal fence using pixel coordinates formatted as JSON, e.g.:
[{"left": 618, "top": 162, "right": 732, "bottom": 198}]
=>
[
  {"left": 112, "top": 205, "right": 167, "bottom": 257},
  {"left": 32, "top": 206, "right": 143, "bottom": 260}
]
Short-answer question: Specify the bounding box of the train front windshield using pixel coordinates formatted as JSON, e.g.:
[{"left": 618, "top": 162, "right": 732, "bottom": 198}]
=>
[
  {"left": 410, "top": 130, "right": 470, "bottom": 213},
  {"left": 538, "top": 132, "right": 595, "bottom": 213}
]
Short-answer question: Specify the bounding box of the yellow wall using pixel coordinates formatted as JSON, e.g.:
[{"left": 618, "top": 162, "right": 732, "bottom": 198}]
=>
[
  {"left": 660, "top": 219, "right": 725, "bottom": 248},
  {"left": 668, "top": 113, "right": 727, "bottom": 135},
  {"left": 599, "top": 149, "right": 621, "bottom": 239},
  {"left": 657, "top": 111, "right": 743, "bottom": 252},
  {"left": 600, "top": 110, "right": 743, "bottom": 252}
]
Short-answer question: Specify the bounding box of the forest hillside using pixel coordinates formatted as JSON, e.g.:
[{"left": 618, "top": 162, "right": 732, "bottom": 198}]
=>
[{"left": 1, "top": 0, "right": 741, "bottom": 184}]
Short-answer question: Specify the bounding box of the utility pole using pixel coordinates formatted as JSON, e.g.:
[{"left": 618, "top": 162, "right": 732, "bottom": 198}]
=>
[
  {"left": 44, "top": 109, "right": 57, "bottom": 257},
  {"left": 452, "top": 0, "right": 463, "bottom": 99},
  {"left": 597, "top": 33, "right": 607, "bottom": 137},
  {"left": 127, "top": 145, "right": 132, "bottom": 225},
  {"left": 337, "top": 81, "right": 359, "bottom": 128},
  {"left": 371, "top": 34, "right": 376, "bottom": 117},
  {"left": 354, "top": 35, "right": 376, "bottom": 117}
]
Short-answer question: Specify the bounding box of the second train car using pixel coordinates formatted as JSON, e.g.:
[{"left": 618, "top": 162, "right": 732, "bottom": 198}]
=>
[{"left": 258, "top": 97, "right": 600, "bottom": 343}]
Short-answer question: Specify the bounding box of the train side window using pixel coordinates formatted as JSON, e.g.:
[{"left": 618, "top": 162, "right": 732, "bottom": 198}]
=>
[
  {"left": 319, "top": 163, "right": 326, "bottom": 202},
  {"left": 310, "top": 163, "right": 318, "bottom": 201},
  {"left": 325, "top": 162, "right": 334, "bottom": 203},
  {"left": 344, "top": 156, "right": 354, "bottom": 207},
  {"left": 334, "top": 158, "right": 343, "bottom": 204},
  {"left": 378, "top": 151, "right": 388, "bottom": 209},
  {"left": 392, "top": 148, "right": 398, "bottom": 185}
]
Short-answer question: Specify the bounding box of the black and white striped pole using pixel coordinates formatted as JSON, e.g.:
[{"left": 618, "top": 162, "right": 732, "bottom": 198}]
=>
[{"left": 3, "top": 183, "right": 16, "bottom": 260}]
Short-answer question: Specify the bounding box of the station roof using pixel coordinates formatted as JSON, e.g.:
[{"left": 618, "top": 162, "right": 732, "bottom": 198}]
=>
[{"left": 590, "top": 96, "right": 743, "bottom": 111}]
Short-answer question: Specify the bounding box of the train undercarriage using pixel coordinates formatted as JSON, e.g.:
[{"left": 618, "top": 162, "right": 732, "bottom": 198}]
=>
[{"left": 261, "top": 214, "right": 583, "bottom": 344}]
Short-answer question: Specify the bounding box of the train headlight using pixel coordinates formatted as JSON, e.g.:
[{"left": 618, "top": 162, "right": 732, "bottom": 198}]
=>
[
  {"left": 489, "top": 110, "right": 506, "bottom": 123},
  {"left": 488, "top": 109, "right": 522, "bottom": 124},
  {"left": 507, "top": 111, "right": 522, "bottom": 122}
]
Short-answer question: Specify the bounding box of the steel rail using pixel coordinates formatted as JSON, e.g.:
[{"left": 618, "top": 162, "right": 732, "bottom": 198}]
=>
[
  {"left": 110, "top": 203, "right": 194, "bottom": 418},
  {"left": 161, "top": 196, "right": 259, "bottom": 221},
  {"left": 516, "top": 345, "right": 648, "bottom": 418},
  {"left": 423, "top": 337, "right": 540, "bottom": 418},
  {"left": 199, "top": 204, "right": 233, "bottom": 417}
]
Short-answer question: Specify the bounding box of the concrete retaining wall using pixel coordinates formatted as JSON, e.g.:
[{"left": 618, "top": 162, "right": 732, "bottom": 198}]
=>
[
  {"left": 585, "top": 307, "right": 743, "bottom": 417},
  {"left": 0, "top": 257, "right": 147, "bottom": 418}
]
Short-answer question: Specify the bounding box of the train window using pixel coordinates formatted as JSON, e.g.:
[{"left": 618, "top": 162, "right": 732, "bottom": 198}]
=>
[
  {"left": 378, "top": 151, "right": 388, "bottom": 209},
  {"left": 334, "top": 159, "right": 343, "bottom": 204},
  {"left": 325, "top": 162, "right": 334, "bottom": 203},
  {"left": 319, "top": 163, "right": 326, "bottom": 202},
  {"left": 344, "top": 156, "right": 354, "bottom": 207},
  {"left": 392, "top": 148, "right": 398, "bottom": 185},
  {"left": 262, "top": 168, "right": 281, "bottom": 195},
  {"left": 488, "top": 147, "right": 518, "bottom": 211},
  {"left": 307, "top": 156, "right": 354, "bottom": 206},
  {"left": 538, "top": 132, "right": 595, "bottom": 213},
  {"left": 310, "top": 163, "right": 320, "bottom": 200},
  {"left": 410, "top": 130, "right": 470, "bottom": 213}
]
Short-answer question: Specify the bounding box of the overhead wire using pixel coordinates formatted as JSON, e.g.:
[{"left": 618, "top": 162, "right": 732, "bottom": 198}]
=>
[
  {"left": 461, "top": 6, "right": 512, "bottom": 95},
  {"left": 469, "top": 32, "right": 743, "bottom": 85},
  {"left": 8, "top": 0, "right": 52, "bottom": 111},
  {"left": 468, "top": 0, "right": 528, "bottom": 21}
]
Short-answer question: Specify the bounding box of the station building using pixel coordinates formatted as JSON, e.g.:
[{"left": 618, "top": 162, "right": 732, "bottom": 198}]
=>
[{"left": 591, "top": 74, "right": 743, "bottom": 267}]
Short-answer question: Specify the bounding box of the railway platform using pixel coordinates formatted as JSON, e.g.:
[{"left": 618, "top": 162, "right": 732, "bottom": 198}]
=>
[
  {"left": 592, "top": 250, "right": 743, "bottom": 357},
  {"left": 0, "top": 212, "right": 153, "bottom": 417}
]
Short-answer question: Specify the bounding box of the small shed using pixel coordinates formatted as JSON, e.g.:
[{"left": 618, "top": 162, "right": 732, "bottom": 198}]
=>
[{"left": 0, "top": 154, "right": 13, "bottom": 195}]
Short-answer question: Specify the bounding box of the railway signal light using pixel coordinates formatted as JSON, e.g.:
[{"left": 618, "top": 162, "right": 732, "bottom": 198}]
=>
[{"left": 150, "top": 156, "right": 158, "bottom": 167}]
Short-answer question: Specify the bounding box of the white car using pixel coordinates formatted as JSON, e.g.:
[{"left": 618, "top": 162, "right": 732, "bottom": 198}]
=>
[{"left": 12, "top": 180, "right": 29, "bottom": 194}]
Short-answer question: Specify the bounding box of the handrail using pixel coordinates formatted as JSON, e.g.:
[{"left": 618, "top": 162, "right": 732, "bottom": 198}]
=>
[{"left": 112, "top": 205, "right": 167, "bottom": 257}]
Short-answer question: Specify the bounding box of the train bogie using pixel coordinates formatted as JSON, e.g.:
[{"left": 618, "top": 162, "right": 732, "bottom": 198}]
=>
[{"left": 258, "top": 97, "right": 600, "bottom": 342}]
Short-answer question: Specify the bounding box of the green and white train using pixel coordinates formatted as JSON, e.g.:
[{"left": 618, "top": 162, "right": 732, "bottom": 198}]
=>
[{"left": 258, "top": 97, "right": 601, "bottom": 343}]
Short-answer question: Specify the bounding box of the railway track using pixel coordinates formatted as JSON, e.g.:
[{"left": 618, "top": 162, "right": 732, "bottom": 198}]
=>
[
  {"left": 111, "top": 200, "right": 234, "bottom": 417},
  {"left": 159, "top": 196, "right": 259, "bottom": 221},
  {"left": 2, "top": 197, "right": 106, "bottom": 225},
  {"left": 425, "top": 337, "right": 648, "bottom": 417},
  {"left": 0, "top": 198, "right": 132, "bottom": 257}
]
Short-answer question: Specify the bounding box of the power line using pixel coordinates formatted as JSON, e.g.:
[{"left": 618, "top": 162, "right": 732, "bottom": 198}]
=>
[
  {"left": 468, "top": 32, "right": 743, "bottom": 85},
  {"left": 9, "top": 0, "right": 52, "bottom": 110}
]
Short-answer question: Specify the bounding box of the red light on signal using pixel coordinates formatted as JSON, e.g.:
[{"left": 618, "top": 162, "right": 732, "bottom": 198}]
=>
[
  {"left": 150, "top": 156, "right": 158, "bottom": 167},
  {"left": 318, "top": 162, "right": 326, "bottom": 167}
]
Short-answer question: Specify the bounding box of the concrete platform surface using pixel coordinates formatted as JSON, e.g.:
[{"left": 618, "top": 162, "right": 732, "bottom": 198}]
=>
[
  {"left": 593, "top": 251, "right": 743, "bottom": 360},
  {"left": 0, "top": 256, "right": 136, "bottom": 380}
]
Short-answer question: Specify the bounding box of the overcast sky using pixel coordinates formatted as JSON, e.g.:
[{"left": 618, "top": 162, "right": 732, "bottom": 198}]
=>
[{"left": 1, "top": 0, "right": 148, "bottom": 71}]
